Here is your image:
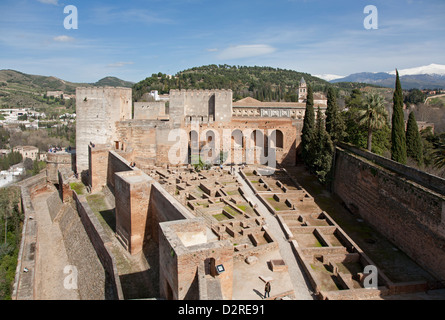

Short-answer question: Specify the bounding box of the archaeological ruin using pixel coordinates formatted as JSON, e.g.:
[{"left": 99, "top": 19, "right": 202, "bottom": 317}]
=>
[{"left": 11, "top": 81, "right": 445, "bottom": 301}]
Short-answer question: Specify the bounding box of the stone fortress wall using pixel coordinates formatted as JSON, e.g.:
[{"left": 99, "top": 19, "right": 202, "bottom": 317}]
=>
[
  {"left": 333, "top": 143, "right": 445, "bottom": 282},
  {"left": 169, "top": 89, "right": 233, "bottom": 124},
  {"left": 78, "top": 87, "right": 301, "bottom": 171},
  {"left": 13, "top": 83, "right": 445, "bottom": 300},
  {"left": 133, "top": 101, "right": 167, "bottom": 120},
  {"left": 79, "top": 86, "right": 445, "bottom": 299}
]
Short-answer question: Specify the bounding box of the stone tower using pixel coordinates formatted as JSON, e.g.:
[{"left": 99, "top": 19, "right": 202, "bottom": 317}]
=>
[
  {"left": 75, "top": 87, "right": 132, "bottom": 174},
  {"left": 298, "top": 77, "right": 307, "bottom": 103}
]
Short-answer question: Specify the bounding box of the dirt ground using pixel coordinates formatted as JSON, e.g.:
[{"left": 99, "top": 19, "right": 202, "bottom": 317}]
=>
[{"left": 232, "top": 249, "right": 294, "bottom": 300}]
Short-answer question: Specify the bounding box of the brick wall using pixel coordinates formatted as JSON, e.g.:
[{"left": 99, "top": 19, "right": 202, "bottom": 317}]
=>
[
  {"left": 159, "top": 218, "right": 233, "bottom": 300},
  {"left": 333, "top": 145, "right": 445, "bottom": 281},
  {"left": 148, "top": 182, "right": 195, "bottom": 244},
  {"left": 89, "top": 144, "right": 110, "bottom": 193},
  {"left": 106, "top": 150, "right": 135, "bottom": 190},
  {"left": 115, "top": 171, "right": 152, "bottom": 255}
]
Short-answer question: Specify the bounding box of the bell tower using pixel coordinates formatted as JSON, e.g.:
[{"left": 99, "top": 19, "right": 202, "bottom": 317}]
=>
[{"left": 298, "top": 77, "right": 307, "bottom": 103}]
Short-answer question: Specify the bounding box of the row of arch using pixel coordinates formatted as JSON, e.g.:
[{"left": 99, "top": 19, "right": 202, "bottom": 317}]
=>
[
  {"left": 187, "top": 129, "right": 285, "bottom": 166},
  {"left": 189, "top": 129, "right": 284, "bottom": 149}
]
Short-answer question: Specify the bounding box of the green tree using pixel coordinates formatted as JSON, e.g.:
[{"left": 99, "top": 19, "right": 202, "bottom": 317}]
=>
[
  {"left": 23, "top": 158, "right": 33, "bottom": 174},
  {"left": 404, "top": 89, "right": 426, "bottom": 105},
  {"left": 300, "top": 85, "right": 315, "bottom": 166},
  {"left": 420, "top": 127, "right": 437, "bottom": 167},
  {"left": 346, "top": 88, "right": 363, "bottom": 109},
  {"left": 357, "top": 93, "right": 389, "bottom": 152},
  {"left": 0, "top": 187, "right": 22, "bottom": 300},
  {"left": 391, "top": 70, "right": 407, "bottom": 164},
  {"left": 325, "top": 87, "right": 346, "bottom": 144},
  {"left": 311, "top": 107, "right": 335, "bottom": 184},
  {"left": 432, "top": 138, "right": 445, "bottom": 170},
  {"left": 405, "top": 112, "right": 424, "bottom": 166}
]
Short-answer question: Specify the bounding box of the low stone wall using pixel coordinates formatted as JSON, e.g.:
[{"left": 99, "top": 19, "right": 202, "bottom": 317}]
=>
[
  {"left": 12, "top": 172, "right": 47, "bottom": 300},
  {"left": 72, "top": 192, "right": 124, "bottom": 300},
  {"left": 148, "top": 182, "right": 195, "bottom": 244},
  {"left": 46, "top": 152, "right": 76, "bottom": 184},
  {"left": 46, "top": 190, "right": 64, "bottom": 222}
]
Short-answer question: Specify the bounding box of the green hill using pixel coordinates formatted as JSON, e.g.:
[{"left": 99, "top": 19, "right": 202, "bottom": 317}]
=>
[
  {"left": 0, "top": 69, "right": 90, "bottom": 95},
  {"left": 94, "top": 76, "right": 134, "bottom": 88},
  {"left": 0, "top": 69, "right": 133, "bottom": 113},
  {"left": 133, "top": 64, "right": 332, "bottom": 102}
]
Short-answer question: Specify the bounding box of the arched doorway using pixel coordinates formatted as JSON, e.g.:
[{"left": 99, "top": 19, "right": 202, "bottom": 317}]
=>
[
  {"left": 270, "top": 130, "right": 284, "bottom": 149},
  {"left": 189, "top": 130, "right": 199, "bottom": 164},
  {"left": 231, "top": 129, "right": 244, "bottom": 164}
]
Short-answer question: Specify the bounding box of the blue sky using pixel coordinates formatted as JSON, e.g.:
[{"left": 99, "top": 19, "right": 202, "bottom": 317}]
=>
[{"left": 1, "top": 0, "right": 445, "bottom": 83}]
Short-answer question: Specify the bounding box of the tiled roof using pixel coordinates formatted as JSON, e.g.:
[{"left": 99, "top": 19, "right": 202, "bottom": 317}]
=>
[{"left": 233, "top": 97, "right": 305, "bottom": 108}]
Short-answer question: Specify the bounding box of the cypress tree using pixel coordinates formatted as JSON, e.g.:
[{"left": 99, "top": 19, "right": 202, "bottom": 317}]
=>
[
  {"left": 325, "top": 87, "right": 346, "bottom": 144},
  {"left": 406, "top": 111, "right": 423, "bottom": 166},
  {"left": 391, "top": 70, "right": 407, "bottom": 164},
  {"left": 312, "top": 107, "right": 335, "bottom": 184},
  {"left": 301, "top": 84, "right": 315, "bottom": 166}
]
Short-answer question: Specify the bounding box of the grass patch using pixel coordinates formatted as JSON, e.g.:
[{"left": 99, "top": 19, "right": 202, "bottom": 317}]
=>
[
  {"left": 70, "top": 182, "right": 85, "bottom": 195},
  {"left": 197, "top": 202, "right": 209, "bottom": 208},
  {"left": 86, "top": 194, "right": 116, "bottom": 233},
  {"left": 86, "top": 194, "right": 107, "bottom": 213},
  {"left": 314, "top": 239, "right": 323, "bottom": 247},
  {"left": 224, "top": 205, "right": 240, "bottom": 216},
  {"left": 213, "top": 213, "right": 229, "bottom": 221},
  {"left": 266, "top": 197, "right": 289, "bottom": 211},
  {"left": 236, "top": 205, "right": 247, "bottom": 212}
]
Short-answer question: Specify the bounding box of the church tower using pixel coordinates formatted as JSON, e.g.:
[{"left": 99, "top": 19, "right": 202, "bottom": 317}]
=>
[{"left": 298, "top": 77, "right": 307, "bottom": 103}]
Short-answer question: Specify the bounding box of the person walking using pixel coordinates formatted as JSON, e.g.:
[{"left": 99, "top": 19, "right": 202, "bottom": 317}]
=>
[{"left": 264, "top": 281, "right": 271, "bottom": 298}]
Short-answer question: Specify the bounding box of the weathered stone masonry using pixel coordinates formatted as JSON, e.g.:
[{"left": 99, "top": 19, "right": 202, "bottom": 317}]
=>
[{"left": 333, "top": 143, "right": 445, "bottom": 282}]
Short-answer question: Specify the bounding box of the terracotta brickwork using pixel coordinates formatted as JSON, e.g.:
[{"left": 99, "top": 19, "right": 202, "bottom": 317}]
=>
[
  {"left": 333, "top": 144, "right": 445, "bottom": 281},
  {"left": 115, "top": 171, "right": 152, "bottom": 255},
  {"left": 159, "top": 218, "right": 233, "bottom": 300}
]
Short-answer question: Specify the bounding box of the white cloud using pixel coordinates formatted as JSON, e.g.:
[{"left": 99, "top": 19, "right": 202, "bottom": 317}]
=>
[
  {"left": 217, "top": 44, "right": 276, "bottom": 60},
  {"left": 53, "top": 35, "right": 74, "bottom": 42},
  {"left": 37, "top": 0, "right": 59, "bottom": 5},
  {"left": 206, "top": 48, "right": 218, "bottom": 52},
  {"left": 107, "top": 61, "right": 134, "bottom": 68}
]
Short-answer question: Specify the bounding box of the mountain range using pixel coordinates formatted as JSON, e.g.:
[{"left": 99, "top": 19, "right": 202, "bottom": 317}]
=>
[
  {"left": 315, "top": 64, "right": 445, "bottom": 90},
  {"left": 0, "top": 69, "right": 134, "bottom": 94}
]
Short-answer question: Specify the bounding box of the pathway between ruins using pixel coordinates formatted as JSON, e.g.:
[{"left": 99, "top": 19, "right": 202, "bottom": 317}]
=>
[
  {"left": 33, "top": 190, "right": 80, "bottom": 300},
  {"left": 233, "top": 169, "right": 315, "bottom": 300}
]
